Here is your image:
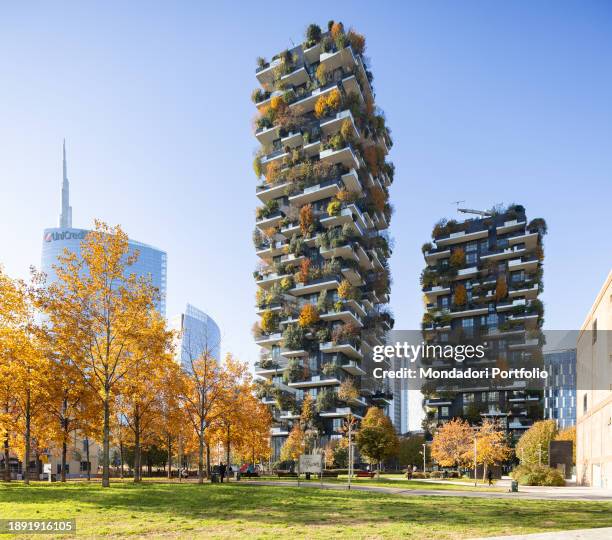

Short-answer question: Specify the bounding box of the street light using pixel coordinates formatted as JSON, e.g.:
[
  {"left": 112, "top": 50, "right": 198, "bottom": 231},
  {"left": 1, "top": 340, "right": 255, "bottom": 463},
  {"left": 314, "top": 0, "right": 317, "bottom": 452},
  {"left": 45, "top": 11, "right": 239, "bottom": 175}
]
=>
[{"left": 422, "top": 443, "right": 427, "bottom": 473}]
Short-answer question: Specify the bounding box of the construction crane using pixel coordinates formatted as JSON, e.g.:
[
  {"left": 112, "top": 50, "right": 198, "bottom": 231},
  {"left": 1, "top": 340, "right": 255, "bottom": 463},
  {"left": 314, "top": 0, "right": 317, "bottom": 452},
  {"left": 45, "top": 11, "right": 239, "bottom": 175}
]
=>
[{"left": 457, "top": 208, "right": 492, "bottom": 217}]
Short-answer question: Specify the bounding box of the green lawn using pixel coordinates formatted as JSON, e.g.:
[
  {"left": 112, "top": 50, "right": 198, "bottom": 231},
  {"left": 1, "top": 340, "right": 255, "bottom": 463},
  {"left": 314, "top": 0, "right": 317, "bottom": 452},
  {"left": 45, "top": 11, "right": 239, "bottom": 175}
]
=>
[
  {"left": 1, "top": 481, "right": 611, "bottom": 539},
  {"left": 246, "top": 474, "right": 502, "bottom": 491}
]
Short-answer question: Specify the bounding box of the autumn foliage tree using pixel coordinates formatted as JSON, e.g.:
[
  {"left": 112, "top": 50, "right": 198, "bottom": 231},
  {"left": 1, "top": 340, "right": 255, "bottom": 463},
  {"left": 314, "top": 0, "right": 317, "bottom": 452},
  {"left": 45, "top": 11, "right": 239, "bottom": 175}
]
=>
[
  {"left": 516, "top": 419, "right": 558, "bottom": 466},
  {"left": 355, "top": 407, "right": 399, "bottom": 476},
  {"left": 43, "top": 221, "right": 163, "bottom": 487},
  {"left": 474, "top": 419, "right": 513, "bottom": 480},
  {"left": 431, "top": 418, "right": 472, "bottom": 468}
]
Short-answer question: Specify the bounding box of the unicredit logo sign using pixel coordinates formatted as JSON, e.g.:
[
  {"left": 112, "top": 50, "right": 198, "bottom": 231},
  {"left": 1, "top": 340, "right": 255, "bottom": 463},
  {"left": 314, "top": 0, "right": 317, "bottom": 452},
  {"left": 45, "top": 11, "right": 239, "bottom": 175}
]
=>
[{"left": 44, "top": 230, "right": 87, "bottom": 242}]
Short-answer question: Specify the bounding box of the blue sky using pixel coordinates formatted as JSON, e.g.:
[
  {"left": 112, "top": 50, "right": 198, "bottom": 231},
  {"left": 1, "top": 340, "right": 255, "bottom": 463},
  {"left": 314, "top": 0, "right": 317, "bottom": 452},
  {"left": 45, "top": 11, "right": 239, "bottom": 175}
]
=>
[{"left": 1, "top": 1, "right": 610, "bottom": 366}]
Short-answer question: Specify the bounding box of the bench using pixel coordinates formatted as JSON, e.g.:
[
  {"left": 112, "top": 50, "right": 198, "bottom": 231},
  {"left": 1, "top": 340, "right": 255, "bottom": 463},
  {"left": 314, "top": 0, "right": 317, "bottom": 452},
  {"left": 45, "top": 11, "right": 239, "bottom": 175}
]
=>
[
  {"left": 276, "top": 471, "right": 298, "bottom": 478},
  {"left": 356, "top": 471, "right": 375, "bottom": 478}
]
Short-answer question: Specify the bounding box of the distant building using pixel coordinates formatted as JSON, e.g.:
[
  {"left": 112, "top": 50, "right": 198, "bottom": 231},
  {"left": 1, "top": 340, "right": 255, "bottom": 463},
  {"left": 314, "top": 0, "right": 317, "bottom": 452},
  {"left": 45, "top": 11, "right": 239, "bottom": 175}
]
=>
[
  {"left": 171, "top": 304, "right": 221, "bottom": 371},
  {"left": 40, "top": 141, "right": 167, "bottom": 316},
  {"left": 576, "top": 271, "right": 612, "bottom": 488},
  {"left": 544, "top": 348, "right": 576, "bottom": 429}
]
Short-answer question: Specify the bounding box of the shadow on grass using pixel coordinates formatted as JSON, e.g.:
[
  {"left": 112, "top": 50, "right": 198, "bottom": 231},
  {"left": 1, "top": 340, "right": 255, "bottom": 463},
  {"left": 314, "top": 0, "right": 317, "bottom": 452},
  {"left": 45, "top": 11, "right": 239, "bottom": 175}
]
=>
[{"left": 1, "top": 481, "right": 612, "bottom": 535}]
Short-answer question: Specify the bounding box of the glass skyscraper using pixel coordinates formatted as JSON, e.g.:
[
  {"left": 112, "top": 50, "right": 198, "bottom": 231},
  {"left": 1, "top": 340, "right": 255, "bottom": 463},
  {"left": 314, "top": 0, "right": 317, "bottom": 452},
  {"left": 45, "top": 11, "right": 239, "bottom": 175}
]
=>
[
  {"left": 544, "top": 348, "right": 577, "bottom": 429},
  {"left": 171, "top": 304, "right": 221, "bottom": 372},
  {"left": 40, "top": 141, "right": 167, "bottom": 316}
]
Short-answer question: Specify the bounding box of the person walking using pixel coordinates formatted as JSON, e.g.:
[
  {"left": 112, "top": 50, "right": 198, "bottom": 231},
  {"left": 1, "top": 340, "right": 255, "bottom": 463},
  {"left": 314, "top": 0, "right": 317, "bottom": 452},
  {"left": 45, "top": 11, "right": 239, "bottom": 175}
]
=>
[
  {"left": 487, "top": 469, "right": 493, "bottom": 486},
  {"left": 219, "top": 462, "right": 227, "bottom": 483}
]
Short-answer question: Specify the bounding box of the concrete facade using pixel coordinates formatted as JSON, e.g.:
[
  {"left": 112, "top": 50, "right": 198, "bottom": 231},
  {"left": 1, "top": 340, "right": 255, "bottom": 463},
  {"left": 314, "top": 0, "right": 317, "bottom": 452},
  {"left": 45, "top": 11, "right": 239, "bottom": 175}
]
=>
[{"left": 576, "top": 271, "right": 612, "bottom": 488}]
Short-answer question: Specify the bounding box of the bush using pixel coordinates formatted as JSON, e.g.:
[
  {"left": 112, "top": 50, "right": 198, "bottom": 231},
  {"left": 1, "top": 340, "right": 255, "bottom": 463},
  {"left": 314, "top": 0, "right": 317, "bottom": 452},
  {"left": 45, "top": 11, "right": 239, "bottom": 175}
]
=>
[{"left": 511, "top": 464, "right": 565, "bottom": 486}]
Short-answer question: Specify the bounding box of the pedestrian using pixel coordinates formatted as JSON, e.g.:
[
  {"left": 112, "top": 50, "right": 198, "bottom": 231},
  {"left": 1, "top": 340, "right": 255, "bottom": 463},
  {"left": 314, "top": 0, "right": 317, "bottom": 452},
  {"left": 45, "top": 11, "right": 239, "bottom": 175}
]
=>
[
  {"left": 219, "top": 462, "right": 227, "bottom": 483},
  {"left": 487, "top": 469, "right": 493, "bottom": 486},
  {"left": 228, "top": 465, "right": 233, "bottom": 481}
]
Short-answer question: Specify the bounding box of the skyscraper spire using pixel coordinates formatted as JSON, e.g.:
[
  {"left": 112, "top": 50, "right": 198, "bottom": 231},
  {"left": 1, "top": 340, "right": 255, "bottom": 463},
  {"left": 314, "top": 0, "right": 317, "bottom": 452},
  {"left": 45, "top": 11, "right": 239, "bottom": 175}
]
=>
[{"left": 59, "top": 138, "right": 72, "bottom": 228}]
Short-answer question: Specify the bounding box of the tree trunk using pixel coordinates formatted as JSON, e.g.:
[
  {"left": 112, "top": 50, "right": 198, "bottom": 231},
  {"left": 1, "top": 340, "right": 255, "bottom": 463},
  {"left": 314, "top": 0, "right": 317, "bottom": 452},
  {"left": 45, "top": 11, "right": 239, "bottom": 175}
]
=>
[
  {"left": 167, "top": 434, "right": 172, "bottom": 480},
  {"left": 226, "top": 425, "right": 231, "bottom": 467},
  {"left": 482, "top": 463, "right": 488, "bottom": 483},
  {"left": 85, "top": 437, "right": 91, "bottom": 481},
  {"left": 177, "top": 435, "right": 182, "bottom": 483},
  {"left": 133, "top": 411, "right": 141, "bottom": 483},
  {"left": 61, "top": 439, "right": 67, "bottom": 482},
  {"left": 102, "top": 393, "right": 110, "bottom": 487},
  {"left": 24, "top": 389, "right": 31, "bottom": 485},
  {"left": 119, "top": 441, "right": 124, "bottom": 479},
  {"left": 198, "top": 433, "right": 204, "bottom": 484},
  {"left": 206, "top": 443, "right": 211, "bottom": 478},
  {"left": 3, "top": 435, "right": 10, "bottom": 482}
]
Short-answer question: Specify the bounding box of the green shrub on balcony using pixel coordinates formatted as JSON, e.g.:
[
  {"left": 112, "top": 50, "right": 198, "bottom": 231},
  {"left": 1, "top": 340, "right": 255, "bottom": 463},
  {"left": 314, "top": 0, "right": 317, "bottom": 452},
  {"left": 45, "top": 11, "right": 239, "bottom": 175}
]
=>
[
  {"left": 284, "top": 358, "right": 304, "bottom": 384},
  {"left": 316, "top": 389, "right": 337, "bottom": 412},
  {"left": 321, "top": 362, "right": 339, "bottom": 377},
  {"left": 449, "top": 247, "right": 465, "bottom": 268},
  {"left": 327, "top": 200, "right": 341, "bottom": 217},
  {"left": 282, "top": 324, "right": 306, "bottom": 351}
]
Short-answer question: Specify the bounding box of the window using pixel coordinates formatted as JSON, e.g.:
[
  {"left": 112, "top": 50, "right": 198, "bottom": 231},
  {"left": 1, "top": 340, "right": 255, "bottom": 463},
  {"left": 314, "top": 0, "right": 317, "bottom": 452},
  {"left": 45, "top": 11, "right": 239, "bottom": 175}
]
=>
[
  {"left": 466, "top": 241, "right": 477, "bottom": 252},
  {"left": 488, "top": 392, "right": 499, "bottom": 402},
  {"left": 80, "top": 461, "right": 91, "bottom": 473},
  {"left": 592, "top": 319, "right": 597, "bottom": 344},
  {"left": 332, "top": 418, "right": 343, "bottom": 431},
  {"left": 440, "top": 406, "right": 449, "bottom": 417},
  {"left": 440, "top": 296, "right": 450, "bottom": 309},
  {"left": 466, "top": 252, "right": 477, "bottom": 265},
  {"left": 511, "top": 271, "right": 525, "bottom": 283},
  {"left": 583, "top": 393, "right": 588, "bottom": 413},
  {"left": 479, "top": 239, "right": 488, "bottom": 253},
  {"left": 462, "top": 318, "right": 474, "bottom": 338},
  {"left": 464, "top": 393, "right": 474, "bottom": 404},
  {"left": 487, "top": 314, "right": 498, "bottom": 329}
]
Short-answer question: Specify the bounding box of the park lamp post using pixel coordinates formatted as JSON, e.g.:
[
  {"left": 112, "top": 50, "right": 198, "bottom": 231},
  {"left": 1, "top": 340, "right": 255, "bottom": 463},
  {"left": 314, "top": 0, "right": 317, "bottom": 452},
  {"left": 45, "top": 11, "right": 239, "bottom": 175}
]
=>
[
  {"left": 422, "top": 443, "right": 427, "bottom": 473},
  {"left": 343, "top": 414, "right": 357, "bottom": 491}
]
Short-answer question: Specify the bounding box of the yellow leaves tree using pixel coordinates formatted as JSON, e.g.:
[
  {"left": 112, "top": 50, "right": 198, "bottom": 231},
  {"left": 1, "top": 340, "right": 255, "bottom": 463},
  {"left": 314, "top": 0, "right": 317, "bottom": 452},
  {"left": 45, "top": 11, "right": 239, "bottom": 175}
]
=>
[
  {"left": 454, "top": 284, "right": 467, "bottom": 307},
  {"left": 495, "top": 275, "right": 508, "bottom": 301},
  {"left": 43, "top": 221, "right": 159, "bottom": 488},
  {"left": 314, "top": 89, "right": 341, "bottom": 119},
  {"left": 0, "top": 269, "right": 49, "bottom": 485},
  {"left": 473, "top": 419, "right": 513, "bottom": 481},
  {"left": 298, "top": 304, "right": 319, "bottom": 328},
  {"left": 431, "top": 418, "right": 472, "bottom": 468},
  {"left": 299, "top": 204, "right": 314, "bottom": 236},
  {"left": 260, "top": 310, "right": 278, "bottom": 334},
  {"left": 355, "top": 407, "right": 399, "bottom": 476},
  {"left": 117, "top": 312, "right": 173, "bottom": 482},
  {"left": 516, "top": 419, "right": 558, "bottom": 466},
  {"left": 449, "top": 248, "right": 465, "bottom": 268},
  {"left": 280, "top": 425, "right": 305, "bottom": 462}
]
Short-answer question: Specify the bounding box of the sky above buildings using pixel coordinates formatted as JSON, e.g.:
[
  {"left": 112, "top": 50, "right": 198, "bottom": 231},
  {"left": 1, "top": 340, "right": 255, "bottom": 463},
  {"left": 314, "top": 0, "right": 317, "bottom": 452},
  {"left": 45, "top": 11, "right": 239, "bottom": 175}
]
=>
[{"left": 0, "top": 1, "right": 610, "bottom": 366}]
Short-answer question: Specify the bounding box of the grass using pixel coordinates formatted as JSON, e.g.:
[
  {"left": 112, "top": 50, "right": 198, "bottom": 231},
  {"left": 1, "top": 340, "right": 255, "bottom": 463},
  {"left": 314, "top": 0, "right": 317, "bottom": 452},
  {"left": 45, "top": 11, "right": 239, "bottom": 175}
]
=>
[
  {"left": 247, "top": 474, "right": 504, "bottom": 491},
  {"left": 1, "top": 481, "right": 612, "bottom": 539}
]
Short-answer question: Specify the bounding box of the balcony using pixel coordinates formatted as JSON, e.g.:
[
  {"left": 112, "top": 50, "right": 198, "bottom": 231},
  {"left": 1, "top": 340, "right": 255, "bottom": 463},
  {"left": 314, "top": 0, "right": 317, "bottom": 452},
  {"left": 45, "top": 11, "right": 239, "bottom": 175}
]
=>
[
  {"left": 290, "top": 277, "right": 341, "bottom": 296},
  {"left": 256, "top": 180, "right": 290, "bottom": 203},
  {"left": 341, "top": 74, "right": 365, "bottom": 104},
  {"left": 341, "top": 265, "right": 364, "bottom": 287},
  {"left": 255, "top": 332, "right": 283, "bottom": 347},
  {"left": 289, "top": 82, "right": 339, "bottom": 113},
  {"left": 508, "top": 338, "right": 540, "bottom": 350},
  {"left": 289, "top": 179, "right": 341, "bottom": 206},
  {"left": 281, "top": 130, "right": 303, "bottom": 149},
  {"left": 320, "top": 307, "right": 363, "bottom": 327},
  {"left": 344, "top": 299, "right": 367, "bottom": 318},
  {"left": 496, "top": 298, "right": 526, "bottom": 312},
  {"left": 455, "top": 266, "right": 478, "bottom": 279},
  {"left": 255, "top": 57, "right": 281, "bottom": 88},
  {"left": 340, "top": 359, "right": 366, "bottom": 376},
  {"left": 320, "top": 203, "right": 369, "bottom": 233},
  {"left": 480, "top": 246, "right": 526, "bottom": 262},
  {"left": 279, "top": 410, "right": 300, "bottom": 420},
  {"left": 256, "top": 211, "right": 284, "bottom": 230},
  {"left": 319, "top": 407, "right": 362, "bottom": 419},
  {"left": 303, "top": 42, "right": 321, "bottom": 64},
  {"left": 255, "top": 125, "right": 279, "bottom": 146},
  {"left": 423, "top": 285, "right": 451, "bottom": 299},
  {"left": 508, "top": 231, "right": 538, "bottom": 249},
  {"left": 506, "top": 313, "right": 539, "bottom": 328},
  {"left": 280, "top": 66, "right": 309, "bottom": 87},
  {"left": 260, "top": 149, "right": 289, "bottom": 170},
  {"left": 341, "top": 168, "right": 361, "bottom": 192},
  {"left": 320, "top": 341, "right": 363, "bottom": 360},
  {"left": 425, "top": 399, "right": 452, "bottom": 407},
  {"left": 254, "top": 361, "right": 288, "bottom": 378},
  {"left": 320, "top": 46, "right": 356, "bottom": 72},
  {"left": 508, "top": 257, "right": 539, "bottom": 272},
  {"left": 270, "top": 426, "right": 289, "bottom": 436},
  {"left": 320, "top": 110, "right": 359, "bottom": 140},
  {"left": 288, "top": 375, "right": 341, "bottom": 388},
  {"left": 256, "top": 272, "right": 290, "bottom": 289},
  {"left": 508, "top": 282, "right": 539, "bottom": 299},
  {"left": 435, "top": 229, "right": 488, "bottom": 247},
  {"left": 255, "top": 239, "right": 287, "bottom": 259},
  {"left": 319, "top": 145, "right": 360, "bottom": 170},
  {"left": 496, "top": 220, "right": 526, "bottom": 234}
]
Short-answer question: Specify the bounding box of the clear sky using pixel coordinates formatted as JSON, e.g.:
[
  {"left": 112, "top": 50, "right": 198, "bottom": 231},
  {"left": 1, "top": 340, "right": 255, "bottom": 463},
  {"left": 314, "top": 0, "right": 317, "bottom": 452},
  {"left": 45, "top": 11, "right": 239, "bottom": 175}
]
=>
[{"left": 1, "top": 1, "right": 610, "bottom": 367}]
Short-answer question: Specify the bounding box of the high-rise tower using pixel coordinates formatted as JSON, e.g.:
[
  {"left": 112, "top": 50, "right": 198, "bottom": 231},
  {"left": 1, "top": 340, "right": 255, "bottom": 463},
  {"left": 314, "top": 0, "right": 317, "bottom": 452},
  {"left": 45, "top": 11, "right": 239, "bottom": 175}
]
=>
[
  {"left": 251, "top": 22, "right": 395, "bottom": 460},
  {"left": 59, "top": 139, "right": 72, "bottom": 228}
]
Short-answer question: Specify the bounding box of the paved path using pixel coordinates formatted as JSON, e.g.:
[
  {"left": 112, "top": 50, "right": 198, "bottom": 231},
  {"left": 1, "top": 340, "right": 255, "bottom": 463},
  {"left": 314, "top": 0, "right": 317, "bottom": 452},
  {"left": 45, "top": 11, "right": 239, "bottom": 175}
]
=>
[
  {"left": 471, "top": 527, "right": 612, "bottom": 539},
  {"left": 242, "top": 480, "right": 612, "bottom": 501}
]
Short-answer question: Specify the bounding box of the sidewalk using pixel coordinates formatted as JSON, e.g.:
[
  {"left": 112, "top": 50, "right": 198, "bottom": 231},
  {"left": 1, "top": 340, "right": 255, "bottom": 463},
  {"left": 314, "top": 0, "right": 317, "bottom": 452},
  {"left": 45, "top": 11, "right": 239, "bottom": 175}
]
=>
[
  {"left": 243, "top": 479, "right": 612, "bottom": 501},
  {"left": 471, "top": 527, "right": 612, "bottom": 539}
]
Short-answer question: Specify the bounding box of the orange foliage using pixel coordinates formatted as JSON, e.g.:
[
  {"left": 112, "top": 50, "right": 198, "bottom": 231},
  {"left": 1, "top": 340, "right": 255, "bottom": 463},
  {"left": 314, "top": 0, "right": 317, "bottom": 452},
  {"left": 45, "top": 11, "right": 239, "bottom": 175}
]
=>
[
  {"left": 298, "top": 303, "right": 319, "bottom": 328},
  {"left": 369, "top": 186, "right": 387, "bottom": 213},
  {"left": 299, "top": 204, "right": 314, "bottom": 235},
  {"left": 298, "top": 258, "right": 311, "bottom": 284}
]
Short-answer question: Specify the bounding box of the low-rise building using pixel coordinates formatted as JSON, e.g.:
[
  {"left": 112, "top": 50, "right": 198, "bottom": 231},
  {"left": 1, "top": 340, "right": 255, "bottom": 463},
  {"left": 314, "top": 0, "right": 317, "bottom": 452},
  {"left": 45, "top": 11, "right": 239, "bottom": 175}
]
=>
[{"left": 576, "top": 271, "right": 612, "bottom": 488}]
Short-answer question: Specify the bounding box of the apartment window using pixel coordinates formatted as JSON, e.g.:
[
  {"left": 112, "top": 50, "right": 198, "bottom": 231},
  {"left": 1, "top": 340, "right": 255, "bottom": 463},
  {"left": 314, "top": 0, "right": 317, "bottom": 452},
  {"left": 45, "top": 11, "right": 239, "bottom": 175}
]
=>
[
  {"left": 80, "top": 461, "right": 91, "bottom": 473},
  {"left": 462, "top": 318, "right": 474, "bottom": 338},
  {"left": 511, "top": 271, "right": 525, "bottom": 283},
  {"left": 440, "top": 296, "right": 450, "bottom": 309},
  {"left": 592, "top": 319, "right": 597, "bottom": 344},
  {"left": 332, "top": 418, "right": 343, "bottom": 431},
  {"left": 583, "top": 394, "right": 588, "bottom": 413},
  {"left": 440, "top": 406, "right": 449, "bottom": 417},
  {"left": 487, "top": 314, "right": 498, "bottom": 329},
  {"left": 464, "top": 393, "right": 474, "bottom": 404},
  {"left": 466, "top": 252, "right": 477, "bottom": 265},
  {"left": 479, "top": 239, "right": 488, "bottom": 253},
  {"left": 488, "top": 392, "right": 499, "bottom": 402},
  {"left": 271, "top": 345, "right": 281, "bottom": 359},
  {"left": 466, "top": 241, "right": 477, "bottom": 252}
]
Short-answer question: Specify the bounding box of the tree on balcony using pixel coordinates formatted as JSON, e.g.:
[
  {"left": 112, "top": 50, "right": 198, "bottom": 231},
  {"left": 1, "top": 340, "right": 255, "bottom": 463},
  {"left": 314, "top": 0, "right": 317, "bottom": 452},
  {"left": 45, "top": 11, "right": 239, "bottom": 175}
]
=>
[
  {"left": 314, "top": 89, "right": 341, "bottom": 119},
  {"left": 453, "top": 284, "right": 467, "bottom": 307},
  {"left": 338, "top": 379, "right": 359, "bottom": 402},
  {"left": 282, "top": 324, "right": 306, "bottom": 351},
  {"left": 316, "top": 389, "right": 337, "bottom": 412},
  {"left": 298, "top": 304, "right": 319, "bottom": 328},
  {"left": 449, "top": 247, "right": 465, "bottom": 268},
  {"left": 494, "top": 275, "right": 508, "bottom": 301},
  {"left": 260, "top": 310, "right": 279, "bottom": 334}
]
